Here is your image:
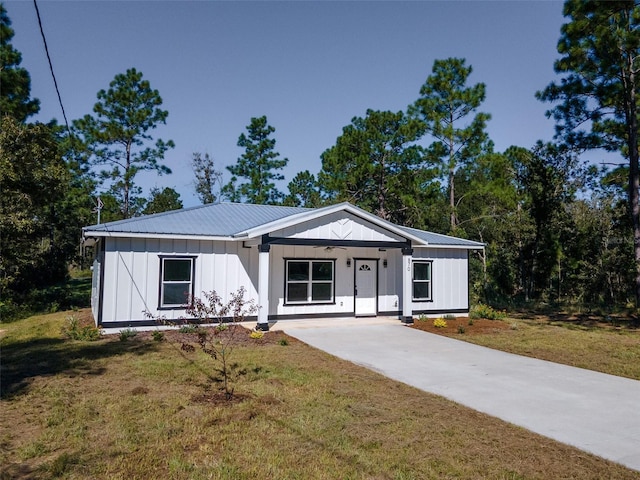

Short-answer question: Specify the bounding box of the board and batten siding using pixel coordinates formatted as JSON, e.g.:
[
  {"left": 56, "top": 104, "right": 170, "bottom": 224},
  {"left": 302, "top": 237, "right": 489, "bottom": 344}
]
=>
[
  {"left": 269, "top": 245, "right": 391, "bottom": 317},
  {"left": 100, "top": 237, "right": 259, "bottom": 324},
  {"left": 409, "top": 248, "right": 470, "bottom": 314},
  {"left": 98, "top": 233, "right": 470, "bottom": 325}
]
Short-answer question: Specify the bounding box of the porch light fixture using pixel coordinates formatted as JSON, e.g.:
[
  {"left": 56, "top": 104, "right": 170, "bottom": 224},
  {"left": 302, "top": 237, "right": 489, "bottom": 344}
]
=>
[
  {"left": 346, "top": 258, "right": 352, "bottom": 268},
  {"left": 383, "top": 259, "right": 388, "bottom": 268}
]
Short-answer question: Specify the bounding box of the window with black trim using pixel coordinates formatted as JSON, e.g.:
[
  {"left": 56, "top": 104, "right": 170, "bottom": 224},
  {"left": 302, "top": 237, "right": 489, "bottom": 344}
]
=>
[
  {"left": 412, "top": 261, "right": 432, "bottom": 301},
  {"left": 160, "top": 257, "right": 194, "bottom": 308},
  {"left": 285, "top": 259, "right": 334, "bottom": 304}
]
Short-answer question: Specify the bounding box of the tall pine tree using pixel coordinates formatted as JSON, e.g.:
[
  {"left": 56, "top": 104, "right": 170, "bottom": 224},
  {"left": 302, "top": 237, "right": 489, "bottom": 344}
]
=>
[
  {"left": 318, "top": 109, "right": 435, "bottom": 227},
  {"left": 409, "top": 58, "right": 491, "bottom": 232},
  {"left": 74, "top": 68, "right": 175, "bottom": 219},
  {"left": 537, "top": 0, "right": 640, "bottom": 304},
  {"left": 0, "top": 4, "right": 40, "bottom": 122},
  {"left": 222, "top": 116, "right": 288, "bottom": 205}
]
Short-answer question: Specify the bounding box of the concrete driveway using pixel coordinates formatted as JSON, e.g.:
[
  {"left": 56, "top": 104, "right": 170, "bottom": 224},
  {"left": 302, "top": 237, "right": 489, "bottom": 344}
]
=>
[{"left": 282, "top": 321, "right": 640, "bottom": 472}]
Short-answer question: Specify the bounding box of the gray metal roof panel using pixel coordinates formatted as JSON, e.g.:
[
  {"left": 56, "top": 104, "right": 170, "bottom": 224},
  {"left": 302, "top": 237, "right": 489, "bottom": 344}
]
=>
[
  {"left": 398, "top": 226, "right": 485, "bottom": 248},
  {"left": 83, "top": 202, "right": 311, "bottom": 237}
]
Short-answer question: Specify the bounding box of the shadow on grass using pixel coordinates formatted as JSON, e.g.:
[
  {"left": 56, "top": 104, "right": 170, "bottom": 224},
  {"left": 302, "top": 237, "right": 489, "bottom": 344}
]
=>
[
  {"left": 1, "top": 336, "right": 157, "bottom": 398},
  {"left": 511, "top": 310, "right": 640, "bottom": 330}
]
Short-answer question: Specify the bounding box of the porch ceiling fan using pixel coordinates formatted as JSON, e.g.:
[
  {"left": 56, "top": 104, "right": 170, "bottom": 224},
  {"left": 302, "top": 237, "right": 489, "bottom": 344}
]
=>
[{"left": 313, "top": 245, "right": 347, "bottom": 251}]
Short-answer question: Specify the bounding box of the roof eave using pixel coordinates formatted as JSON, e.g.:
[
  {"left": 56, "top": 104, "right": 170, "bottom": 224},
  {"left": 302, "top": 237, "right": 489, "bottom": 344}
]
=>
[
  {"left": 82, "top": 230, "right": 235, "bottom": 242},
  {"left": 413, "top": 243, "right": 485, "bottom": 250}
]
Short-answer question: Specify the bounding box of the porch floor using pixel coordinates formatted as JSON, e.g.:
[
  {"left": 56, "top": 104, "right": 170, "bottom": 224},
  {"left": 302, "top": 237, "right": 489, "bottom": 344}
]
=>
[{"left": 245, "top": 316, "right": 403, "bottom": 331}]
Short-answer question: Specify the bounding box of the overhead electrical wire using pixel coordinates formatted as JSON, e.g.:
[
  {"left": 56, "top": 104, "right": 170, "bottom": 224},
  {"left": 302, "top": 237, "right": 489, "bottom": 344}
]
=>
[{"left": 33, "top": 0, "right": 70, "bottom": 134}]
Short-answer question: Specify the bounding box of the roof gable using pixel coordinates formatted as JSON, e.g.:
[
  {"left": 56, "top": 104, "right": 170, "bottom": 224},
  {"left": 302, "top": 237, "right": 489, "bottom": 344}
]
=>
[{"left": 268, "top": 210, "right": 407, "bottom": 243}]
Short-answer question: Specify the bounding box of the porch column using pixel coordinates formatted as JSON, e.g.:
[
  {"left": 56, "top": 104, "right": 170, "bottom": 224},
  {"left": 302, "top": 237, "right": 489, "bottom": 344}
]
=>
[
  {"left": 256, "top": 244, "right": 270, "bottom": 331},
  {"left": 401, "top": 246, "right": 413, "bottom": 324}
]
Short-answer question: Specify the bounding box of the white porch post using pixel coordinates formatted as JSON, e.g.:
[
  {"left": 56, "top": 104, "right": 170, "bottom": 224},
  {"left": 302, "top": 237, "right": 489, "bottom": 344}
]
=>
[
  {"left": 402, "top": 246, "right": 413, "bottom": 324},
  {"left": 257, "top": 244, "right": 270, "bottom": 331}
]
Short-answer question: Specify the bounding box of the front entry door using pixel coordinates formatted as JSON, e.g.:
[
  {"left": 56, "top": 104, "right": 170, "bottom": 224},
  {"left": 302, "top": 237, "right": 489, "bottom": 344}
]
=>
[{"left": 355, "top": 259, "right": 377, "bottom": 316}]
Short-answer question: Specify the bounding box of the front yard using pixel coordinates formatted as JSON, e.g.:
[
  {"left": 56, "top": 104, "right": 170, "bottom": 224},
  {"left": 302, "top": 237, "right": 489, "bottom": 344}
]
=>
[
  {"left": 412, "top": 313, "right": 640, "bottom": 380},
  {"left": 1, "top": 310, "right": 639, "bottom": 479}
]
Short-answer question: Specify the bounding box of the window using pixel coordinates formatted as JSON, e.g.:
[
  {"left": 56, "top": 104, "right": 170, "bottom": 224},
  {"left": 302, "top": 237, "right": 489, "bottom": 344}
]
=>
[
  {"left": 412, "top": 261, "right": 432, "bottom": 301},
  {"left": 285, "top": 260, "right": 334, "bottom": 304},
  {"left": 160, "top": 257, "right": 194, "bottom": 308}
]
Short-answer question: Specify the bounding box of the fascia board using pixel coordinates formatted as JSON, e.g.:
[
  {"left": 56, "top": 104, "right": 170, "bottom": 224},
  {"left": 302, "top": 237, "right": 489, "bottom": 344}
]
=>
[
  {"left": 82, "top": 230, "right": 235, "bottom": 242},
  {"left": 413, "top": 243, "right": 485, "bottom": 251}
]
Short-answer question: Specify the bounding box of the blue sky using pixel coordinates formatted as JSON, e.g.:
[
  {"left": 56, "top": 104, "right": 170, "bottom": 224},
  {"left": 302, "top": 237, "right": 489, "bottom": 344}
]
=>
[{"left": 5, "top": 1, "right": 567, "bottom": 208}]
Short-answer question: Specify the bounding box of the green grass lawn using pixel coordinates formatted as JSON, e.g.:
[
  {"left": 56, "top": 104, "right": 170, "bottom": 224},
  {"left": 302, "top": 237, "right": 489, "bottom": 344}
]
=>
[
  {"left": 1, "top": 310, "right": 639, "bottom": 479},
  {"left": 413, "top": 314, "right": 640, "bottom": 380}
]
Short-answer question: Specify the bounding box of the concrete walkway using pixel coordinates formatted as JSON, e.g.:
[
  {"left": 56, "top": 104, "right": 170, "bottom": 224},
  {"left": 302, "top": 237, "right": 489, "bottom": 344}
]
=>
[{"left": 282, "top": 321, "right": 640, "bottom": 472}]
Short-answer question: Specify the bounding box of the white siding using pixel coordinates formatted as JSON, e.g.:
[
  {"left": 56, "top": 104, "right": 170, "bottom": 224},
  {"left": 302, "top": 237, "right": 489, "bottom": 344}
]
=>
[
  {"left": 410, "top": 248, "right": 469, "bottom": 314},
  {"left": 270, "top": 244, "right": 355, "bottom": 317},
  {"left": 378, "top": 250, "right": 400, "bottom": 313},
  {"left": 98, "top": 238, "right": 470, "bottom": 325},
  {"left": 91, "top": 255, "right": 101, "bottom": 323},
  {"left": 100, "top": 238, "right": 259, "bottom": 324}
]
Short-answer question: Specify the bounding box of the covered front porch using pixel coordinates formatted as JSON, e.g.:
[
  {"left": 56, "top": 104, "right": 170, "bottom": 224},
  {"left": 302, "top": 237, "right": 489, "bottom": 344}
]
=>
[{"left": 253, "top": 235, "right": 415, "bottom": 331}]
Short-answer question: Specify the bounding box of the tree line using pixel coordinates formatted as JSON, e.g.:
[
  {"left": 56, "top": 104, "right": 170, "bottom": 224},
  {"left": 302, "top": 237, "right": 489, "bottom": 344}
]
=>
[{"left": 1, "top": 1, "right": 638, "bottom": 319}]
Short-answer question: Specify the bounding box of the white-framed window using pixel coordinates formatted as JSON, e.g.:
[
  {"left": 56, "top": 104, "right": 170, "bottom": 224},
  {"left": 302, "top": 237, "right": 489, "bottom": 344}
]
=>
[
  {"left": 159, "top": 257, "right": 194, "bottom": 308},
  {"left": 285, "top": 259, "right": 335, "bottom": 304},
  {"left": 412, "top": 260, "right": 432, "bottom": 301}
]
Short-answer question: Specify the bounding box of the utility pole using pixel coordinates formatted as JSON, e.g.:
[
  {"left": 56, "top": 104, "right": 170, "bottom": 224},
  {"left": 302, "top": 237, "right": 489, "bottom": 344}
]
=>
[{"left": 93, "top": 196, "right": 103, "bottom": 224}]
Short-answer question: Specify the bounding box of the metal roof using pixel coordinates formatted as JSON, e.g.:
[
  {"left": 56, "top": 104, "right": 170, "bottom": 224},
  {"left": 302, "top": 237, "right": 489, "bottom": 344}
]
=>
[
  {"left": 83, "top": 202, "right": 484, "bottom": 249},
  {"left": 398, "top": 226, "right": 485, "bottom": 249},
  {"left": 83, "top": 202, "right": 310, "bottom": 237}
]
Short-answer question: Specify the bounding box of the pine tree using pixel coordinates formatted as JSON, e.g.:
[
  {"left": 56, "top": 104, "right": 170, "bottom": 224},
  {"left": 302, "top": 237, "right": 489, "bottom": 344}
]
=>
[
  {"left": 0, "top": 4, "right": 40, "bottom": 122},
  {"left": 222, "top": 116, "right": 288, "bottom": 205},
  {"left": 74, "top": 68, "right": 175, "bottom": 219},
  {"left": 409, "top": 58, "right": 491, "bottom": 232},
  {"left": 283, "top": 170, "right": 322, "bottom": 208},
  {"left": 537, "top": 0, "right": 640, "bottom": 304},
  {"left": 192, "top": 152, "right": 222, "bottom": 204},
  {"left": 318, "top": 109, "right": 435, "bottom": 227}
]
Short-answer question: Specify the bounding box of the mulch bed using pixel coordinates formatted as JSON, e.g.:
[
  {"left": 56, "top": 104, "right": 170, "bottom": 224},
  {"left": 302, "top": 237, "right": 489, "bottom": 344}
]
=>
[
  {"left": 411, "top": 317, "right": 511, "bottom": 336},
  {"left": 135, "top": 324, "right": 292, "bottom": 347},
  {"left": 71, "top": 309, "right": 291, "bottom": 347}
]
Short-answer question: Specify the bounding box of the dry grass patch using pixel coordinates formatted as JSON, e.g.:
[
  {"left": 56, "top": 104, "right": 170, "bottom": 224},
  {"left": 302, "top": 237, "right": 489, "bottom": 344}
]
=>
[{"left": 1, "top": 309, "right": 638, "bottom": 479}]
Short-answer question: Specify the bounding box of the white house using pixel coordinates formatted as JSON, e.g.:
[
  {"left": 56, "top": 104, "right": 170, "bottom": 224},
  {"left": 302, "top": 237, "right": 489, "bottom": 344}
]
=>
[{"left": 82, "top": 202, "right": 484, "bottom": 330}]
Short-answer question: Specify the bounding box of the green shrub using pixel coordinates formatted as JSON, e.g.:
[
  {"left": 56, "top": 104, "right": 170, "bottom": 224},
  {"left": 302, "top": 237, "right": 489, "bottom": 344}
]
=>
[
  {"left": 470, "top": 303, "right": 507, "bottom": 320},
  {"left": 457, "top": 325, "right": 466, "bottom": 334},
  {"left": 279, "top": 338, "right": 289, "bottom": 346},
  {"left": 62, "top": 315, "right": 101, "bottom": 341},
  {"left": 0, "top": 299, "right": 24, "bottom": 323},
  {"left": 151, "top": 330, "right": 165, "bottom": 342},
  {"left": 179, "top": 324, "right": 201, "bottom": 334},
  {"left": 119, "top": 328, "right": 138, "bottom": 341}
]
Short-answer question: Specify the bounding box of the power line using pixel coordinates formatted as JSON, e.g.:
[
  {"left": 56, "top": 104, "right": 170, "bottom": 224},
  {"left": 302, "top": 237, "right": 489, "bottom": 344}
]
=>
[{"left": 33, "top": 0, "right": 70, "bottom": 134}]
